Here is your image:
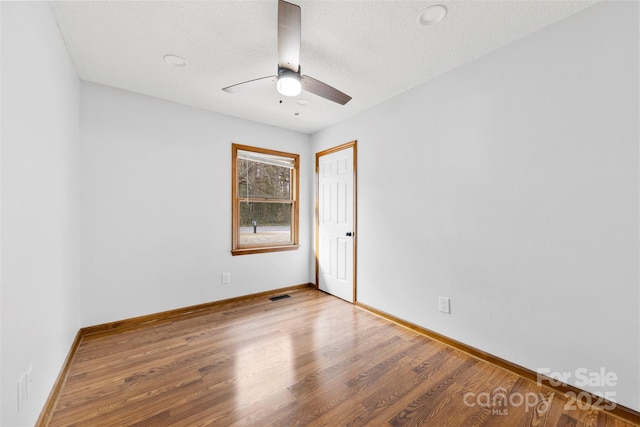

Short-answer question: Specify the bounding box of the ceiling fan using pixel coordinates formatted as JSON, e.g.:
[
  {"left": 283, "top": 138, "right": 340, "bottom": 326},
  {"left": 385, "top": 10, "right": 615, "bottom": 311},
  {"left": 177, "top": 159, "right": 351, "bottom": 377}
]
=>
[{"left": 222, "top": 0, "right": 352, "bottom": 105}]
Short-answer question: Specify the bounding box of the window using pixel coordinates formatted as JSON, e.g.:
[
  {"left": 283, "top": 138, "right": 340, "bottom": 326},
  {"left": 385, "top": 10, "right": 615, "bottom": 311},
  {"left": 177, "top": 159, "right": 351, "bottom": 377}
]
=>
[{"left": 232, "top": 144, "right": 300, "bottom": 255}]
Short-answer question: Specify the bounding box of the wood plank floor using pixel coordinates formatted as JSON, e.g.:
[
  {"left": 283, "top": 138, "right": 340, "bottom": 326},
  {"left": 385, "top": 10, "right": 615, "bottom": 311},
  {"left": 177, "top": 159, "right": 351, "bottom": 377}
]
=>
[{"left": 45, "top": 289, "right": 635, "bottom": 426}]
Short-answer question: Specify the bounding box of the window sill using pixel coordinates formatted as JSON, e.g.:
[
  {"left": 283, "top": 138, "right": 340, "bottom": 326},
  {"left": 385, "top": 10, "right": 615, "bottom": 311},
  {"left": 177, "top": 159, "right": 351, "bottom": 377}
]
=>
[{"left": 231, "top": 245, "right": 300, "bottom": 256}]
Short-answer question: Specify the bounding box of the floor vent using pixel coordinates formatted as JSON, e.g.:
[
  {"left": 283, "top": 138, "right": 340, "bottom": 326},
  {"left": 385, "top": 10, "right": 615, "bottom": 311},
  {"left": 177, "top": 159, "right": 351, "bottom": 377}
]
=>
[{"left": 269, "top": 294, "right": 291, "bottom": 301}]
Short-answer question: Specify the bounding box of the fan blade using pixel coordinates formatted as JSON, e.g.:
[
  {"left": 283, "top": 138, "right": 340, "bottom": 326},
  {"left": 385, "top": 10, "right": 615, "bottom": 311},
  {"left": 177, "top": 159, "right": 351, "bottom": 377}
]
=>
[
  {"left": 278, "top": 0, "right": 301, "bottom": 72},
  {"left": 301, "top": 75, "right": 352, "bottom": 105},
  {"left": 222, "top": 75, "right": 277, "bottom": 94}
]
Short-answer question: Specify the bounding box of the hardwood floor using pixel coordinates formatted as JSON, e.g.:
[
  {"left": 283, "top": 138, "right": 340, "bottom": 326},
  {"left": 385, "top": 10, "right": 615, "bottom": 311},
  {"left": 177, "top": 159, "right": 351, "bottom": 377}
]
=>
[{"left": 44, "top": 289, "right": 636, "bottom": 426}]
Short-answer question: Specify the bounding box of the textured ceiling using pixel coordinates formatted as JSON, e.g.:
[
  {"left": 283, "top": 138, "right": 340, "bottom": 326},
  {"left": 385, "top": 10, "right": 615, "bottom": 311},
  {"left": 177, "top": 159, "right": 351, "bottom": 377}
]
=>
[{"left": 50, "top": 1, "right": 597, "bottom": 134}]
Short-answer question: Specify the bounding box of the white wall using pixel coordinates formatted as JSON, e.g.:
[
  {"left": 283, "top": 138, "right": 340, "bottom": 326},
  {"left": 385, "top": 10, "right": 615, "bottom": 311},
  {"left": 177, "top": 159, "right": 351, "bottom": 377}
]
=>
[
  {"left": 1, "top": 2, "right": 81, "bottom": 426},
  {"left": 312, "top": 1, "right": 639, "bottom": 411},
  {"left": 1, "top": 1, "right": 637, "bottom": 423},
  {"left": 80, "top": 83, "right": 312, "bottom": 326}
]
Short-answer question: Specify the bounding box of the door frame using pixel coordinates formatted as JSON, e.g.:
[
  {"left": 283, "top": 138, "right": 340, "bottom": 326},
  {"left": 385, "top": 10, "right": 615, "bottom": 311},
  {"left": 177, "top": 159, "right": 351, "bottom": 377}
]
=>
[{"left": 315, "top": 140, "right": 357, "bottom": 303}]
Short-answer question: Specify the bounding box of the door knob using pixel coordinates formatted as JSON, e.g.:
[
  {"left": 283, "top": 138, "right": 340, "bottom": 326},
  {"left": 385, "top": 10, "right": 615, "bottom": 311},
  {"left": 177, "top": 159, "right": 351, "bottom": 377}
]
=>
[{"left": 346, "top": 232, "right": 353, "bottom": 237}]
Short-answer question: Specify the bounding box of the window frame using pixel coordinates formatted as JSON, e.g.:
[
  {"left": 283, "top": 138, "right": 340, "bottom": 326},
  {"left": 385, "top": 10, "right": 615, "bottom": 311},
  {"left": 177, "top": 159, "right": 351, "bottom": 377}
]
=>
[{"left": 231, "top": 143, "right": 300, "bottom": 256}]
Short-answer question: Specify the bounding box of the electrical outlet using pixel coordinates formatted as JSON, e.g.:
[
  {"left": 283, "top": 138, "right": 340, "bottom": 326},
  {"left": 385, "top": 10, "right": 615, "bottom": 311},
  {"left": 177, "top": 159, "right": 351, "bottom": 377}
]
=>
[
  {"left": 17, "top": 364, "right": 34, "bottom": 411},
  {"left": 221, "top": 272, "right": 231, "bottom": 284},
  {"left": 438, "top": 296, "right": 451, "bottom": 314}
]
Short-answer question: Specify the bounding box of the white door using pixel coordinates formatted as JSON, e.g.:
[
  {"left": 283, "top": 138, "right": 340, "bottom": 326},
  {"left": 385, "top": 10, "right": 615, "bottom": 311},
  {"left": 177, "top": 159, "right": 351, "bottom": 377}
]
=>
[{"left": 317, "top": 143, "right": 356, "bottom": 302}]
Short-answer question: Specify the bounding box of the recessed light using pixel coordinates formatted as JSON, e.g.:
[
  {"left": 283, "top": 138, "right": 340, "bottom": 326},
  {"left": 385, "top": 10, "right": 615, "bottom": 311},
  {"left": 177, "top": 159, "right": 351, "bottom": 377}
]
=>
[
  {"left": 417, "top": 5, "right": 448, "bottom": 26},
  {"left": 297, "top": 99, "right": 310, "bottom": 106},
  {"left": 163, "top": 54, "right": 188, "bottom": 68}
]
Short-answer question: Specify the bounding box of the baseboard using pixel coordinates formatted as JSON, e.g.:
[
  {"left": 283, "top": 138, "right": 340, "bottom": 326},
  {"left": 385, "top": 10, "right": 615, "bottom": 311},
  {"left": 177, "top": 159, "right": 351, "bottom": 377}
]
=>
[
  {"left": 36, "top": 283, "right": 314, "bottom": 425},
  {"left": 36, "top": 329, "right": 83, "bottom": 427},
  {"left": 355, "top": 301, "right": 640, "bottom": 425},
  {"left": 81, "top": 283, "right": 314, "bottom": 337}
]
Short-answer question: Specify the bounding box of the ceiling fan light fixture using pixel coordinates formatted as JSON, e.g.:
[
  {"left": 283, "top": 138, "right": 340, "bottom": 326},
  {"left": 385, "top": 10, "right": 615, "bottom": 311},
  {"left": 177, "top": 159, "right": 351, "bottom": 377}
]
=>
[{"left": 277, "top": 67, "right": 302, "bottom": 97}]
